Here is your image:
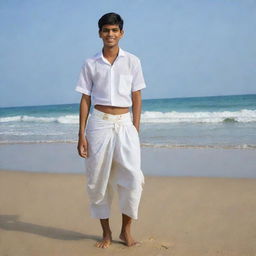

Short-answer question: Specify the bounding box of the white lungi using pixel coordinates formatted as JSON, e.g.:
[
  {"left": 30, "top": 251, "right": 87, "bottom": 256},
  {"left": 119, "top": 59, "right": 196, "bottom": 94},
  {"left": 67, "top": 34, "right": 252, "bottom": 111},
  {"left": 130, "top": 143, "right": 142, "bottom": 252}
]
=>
[{"left": 84, "top": 108, "right": 145, "bottom": 220}]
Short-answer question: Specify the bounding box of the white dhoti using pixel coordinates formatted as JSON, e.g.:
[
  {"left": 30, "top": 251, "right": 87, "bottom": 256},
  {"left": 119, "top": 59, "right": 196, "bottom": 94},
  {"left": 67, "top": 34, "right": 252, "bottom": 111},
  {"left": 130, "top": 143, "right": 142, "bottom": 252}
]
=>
[{"left": 84, "top": 108, "right": 145, "bottom": 220}]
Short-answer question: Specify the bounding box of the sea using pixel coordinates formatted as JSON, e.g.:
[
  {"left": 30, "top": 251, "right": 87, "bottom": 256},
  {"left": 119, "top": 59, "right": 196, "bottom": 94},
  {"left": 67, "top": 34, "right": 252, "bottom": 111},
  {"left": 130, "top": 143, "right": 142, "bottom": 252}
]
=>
[{"left": 1, "top": 94, "right": 256, "bottom": 150}]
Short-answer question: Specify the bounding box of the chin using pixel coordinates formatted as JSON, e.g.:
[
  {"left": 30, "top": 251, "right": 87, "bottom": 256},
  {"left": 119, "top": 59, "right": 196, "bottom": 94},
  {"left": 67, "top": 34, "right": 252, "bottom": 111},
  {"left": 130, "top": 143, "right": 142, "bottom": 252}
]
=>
[{"left": 105, "top": 43, "right": 117, "bottom": 47}]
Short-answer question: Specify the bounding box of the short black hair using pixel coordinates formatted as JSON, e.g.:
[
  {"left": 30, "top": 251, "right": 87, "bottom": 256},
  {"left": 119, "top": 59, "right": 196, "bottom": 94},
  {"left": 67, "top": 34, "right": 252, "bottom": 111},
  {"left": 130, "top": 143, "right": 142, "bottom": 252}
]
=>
[{"left": 98, "top": 13, "right": 124, "bottom": 31}]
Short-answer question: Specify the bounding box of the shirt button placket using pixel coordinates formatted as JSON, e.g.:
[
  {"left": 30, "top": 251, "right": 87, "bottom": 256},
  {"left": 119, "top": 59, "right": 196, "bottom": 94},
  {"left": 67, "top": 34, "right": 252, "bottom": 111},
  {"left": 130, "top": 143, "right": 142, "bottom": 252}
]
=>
[{"left": 110, "top": 66, "right": 114, "bottom": 105}]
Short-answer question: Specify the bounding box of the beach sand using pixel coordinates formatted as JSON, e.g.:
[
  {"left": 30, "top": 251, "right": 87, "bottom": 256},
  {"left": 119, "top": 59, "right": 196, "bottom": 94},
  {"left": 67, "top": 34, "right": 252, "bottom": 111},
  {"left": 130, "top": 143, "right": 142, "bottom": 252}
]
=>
[{"left": 1, "top": 170, "right": 256, "bottom": 256}]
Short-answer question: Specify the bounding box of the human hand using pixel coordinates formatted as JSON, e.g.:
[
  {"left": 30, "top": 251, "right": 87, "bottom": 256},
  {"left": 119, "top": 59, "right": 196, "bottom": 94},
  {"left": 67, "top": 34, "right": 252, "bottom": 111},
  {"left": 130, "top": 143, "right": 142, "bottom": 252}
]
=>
[{"left": 77, "top": 136, "right": 89, "bottom": 158}]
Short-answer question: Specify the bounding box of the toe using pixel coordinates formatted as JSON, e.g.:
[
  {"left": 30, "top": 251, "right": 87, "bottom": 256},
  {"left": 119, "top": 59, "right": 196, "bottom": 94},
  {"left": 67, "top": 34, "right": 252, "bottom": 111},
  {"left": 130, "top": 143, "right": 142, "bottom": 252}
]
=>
[
  {"left": 95, "top": 240, "right": 110, "bottom": 249},
  {"left": 103, "top": 241, "right": 110, "bottom": 248}
]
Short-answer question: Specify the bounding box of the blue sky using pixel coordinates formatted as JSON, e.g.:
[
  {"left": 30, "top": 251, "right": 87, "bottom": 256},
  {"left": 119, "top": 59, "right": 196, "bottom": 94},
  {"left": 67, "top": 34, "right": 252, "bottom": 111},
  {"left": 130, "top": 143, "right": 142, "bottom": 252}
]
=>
[{"left": 0, "top": 0, "right": 255, "bottom": 107}]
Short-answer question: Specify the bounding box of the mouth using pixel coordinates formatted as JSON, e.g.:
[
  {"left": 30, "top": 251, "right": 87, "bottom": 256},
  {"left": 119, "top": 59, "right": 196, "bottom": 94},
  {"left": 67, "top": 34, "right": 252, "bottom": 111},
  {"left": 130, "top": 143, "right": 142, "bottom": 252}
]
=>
[{"left": 106, "top": 38, "right": 115, "bottom": 42}]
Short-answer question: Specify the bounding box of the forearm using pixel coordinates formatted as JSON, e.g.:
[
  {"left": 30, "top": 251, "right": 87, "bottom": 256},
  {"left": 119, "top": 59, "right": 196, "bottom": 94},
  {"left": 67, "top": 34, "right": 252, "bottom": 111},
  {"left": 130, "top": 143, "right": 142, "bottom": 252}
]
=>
[
  {"left": 78, "top": 94, "right": 91, "bottom": 137},
  {"left": 132, "top": 91, "right": 142, "bottom": 132}
]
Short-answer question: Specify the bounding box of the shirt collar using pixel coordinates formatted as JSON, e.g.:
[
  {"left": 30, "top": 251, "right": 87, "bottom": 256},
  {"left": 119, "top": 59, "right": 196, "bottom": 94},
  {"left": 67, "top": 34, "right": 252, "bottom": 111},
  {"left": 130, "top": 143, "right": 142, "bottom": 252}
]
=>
[{"left": 94, "top": 47, "right": 125, "bottom": 60}]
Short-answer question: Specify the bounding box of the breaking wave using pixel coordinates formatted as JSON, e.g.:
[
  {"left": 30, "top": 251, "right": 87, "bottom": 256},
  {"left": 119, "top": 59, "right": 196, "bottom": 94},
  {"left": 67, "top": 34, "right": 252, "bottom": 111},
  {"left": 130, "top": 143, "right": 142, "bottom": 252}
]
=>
[
  {"left": 0, "top": 115, "right": 78, "bottom": 124},
  {"left": 1, "top": 109, "right": 256, "bottom": 124},
  {"left": 141, "top": 109, "right": 256, "bottom": 123}
]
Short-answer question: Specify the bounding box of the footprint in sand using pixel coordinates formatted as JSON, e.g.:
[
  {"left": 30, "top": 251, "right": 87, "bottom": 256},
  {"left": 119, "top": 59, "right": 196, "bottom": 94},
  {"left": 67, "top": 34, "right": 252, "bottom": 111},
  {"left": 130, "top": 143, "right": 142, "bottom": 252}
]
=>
[{"left": 143, "top": 237, "right": 175, "bottom": 250}]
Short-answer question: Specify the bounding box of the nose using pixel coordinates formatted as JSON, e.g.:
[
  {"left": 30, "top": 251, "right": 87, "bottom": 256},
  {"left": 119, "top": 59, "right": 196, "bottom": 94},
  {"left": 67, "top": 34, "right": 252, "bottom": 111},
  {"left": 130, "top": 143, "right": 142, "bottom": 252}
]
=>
[{"left": 108, "top": 29, "right": 114, "bottom": 36}]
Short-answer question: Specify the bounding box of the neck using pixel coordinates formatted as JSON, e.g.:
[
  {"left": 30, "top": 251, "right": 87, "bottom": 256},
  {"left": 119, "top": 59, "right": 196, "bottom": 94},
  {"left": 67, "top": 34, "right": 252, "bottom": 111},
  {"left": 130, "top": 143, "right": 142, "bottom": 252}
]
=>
[{"left": 102, "top": 45, "right": 119, "bottom": 58}]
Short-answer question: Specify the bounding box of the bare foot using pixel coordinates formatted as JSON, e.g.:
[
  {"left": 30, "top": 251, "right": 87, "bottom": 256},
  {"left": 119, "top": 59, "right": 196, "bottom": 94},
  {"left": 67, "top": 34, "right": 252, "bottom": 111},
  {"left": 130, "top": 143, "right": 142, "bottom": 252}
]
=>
[
  {"left": 119, "top": 231, "right": 140, "bottom": 247},
  {"left": 95, "top": 233, "right": 112, "bottom": 249}
]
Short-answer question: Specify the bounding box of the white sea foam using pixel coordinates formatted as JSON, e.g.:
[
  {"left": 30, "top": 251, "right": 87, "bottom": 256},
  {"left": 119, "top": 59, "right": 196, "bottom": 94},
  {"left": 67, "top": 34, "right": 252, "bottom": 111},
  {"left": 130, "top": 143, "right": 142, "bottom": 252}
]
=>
[
  {"left": 0, "top": 131, "right": 65, "bottom": 136},
  {"left": 0, "top": 115, "right": 79, "bottom": 124},
  {"left": 1, "top": 109, "right": 256, "bottom": 124},
  {"left": 141, "top": 109, "right": 256, "bottom": 123},
  {"left": 141, "top": 143, "right": 256, "bottom": 150},
  {"left": 1, "top": 140, "right": 255, "bottom": 150},
  {"left": 0, "top": 116, "right": 22, "bottom": 122},
  {"left": 0, "top": 140, "right": 77, "bottom": 145},
  {"left": 57, "top": 115, "right": 79, "bottom": 124}
]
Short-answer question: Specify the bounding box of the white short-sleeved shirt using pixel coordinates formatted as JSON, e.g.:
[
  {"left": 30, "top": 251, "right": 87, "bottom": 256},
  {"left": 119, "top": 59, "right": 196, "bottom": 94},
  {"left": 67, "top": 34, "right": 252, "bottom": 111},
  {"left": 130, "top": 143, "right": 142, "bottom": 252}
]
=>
[{"left": 75, "top": 48, "right": 146, "bottom": 107}]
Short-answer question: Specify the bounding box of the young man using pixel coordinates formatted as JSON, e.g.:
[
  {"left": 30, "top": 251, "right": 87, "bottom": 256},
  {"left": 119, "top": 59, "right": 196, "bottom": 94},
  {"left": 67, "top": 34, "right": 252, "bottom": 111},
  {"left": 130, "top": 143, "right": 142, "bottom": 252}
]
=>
[{"left": 75, "top": 13, "right": 146, "bottom": 248}]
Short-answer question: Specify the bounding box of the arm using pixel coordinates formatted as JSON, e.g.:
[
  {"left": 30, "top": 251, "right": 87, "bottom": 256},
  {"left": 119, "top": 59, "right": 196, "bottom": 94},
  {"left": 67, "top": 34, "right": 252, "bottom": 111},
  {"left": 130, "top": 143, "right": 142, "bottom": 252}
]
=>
[
  {"left": 131, "top": 90, "right": 142, "bottom": 132},
  {"left": 77, "top": 94, "right": 91, "bottom": 158}
]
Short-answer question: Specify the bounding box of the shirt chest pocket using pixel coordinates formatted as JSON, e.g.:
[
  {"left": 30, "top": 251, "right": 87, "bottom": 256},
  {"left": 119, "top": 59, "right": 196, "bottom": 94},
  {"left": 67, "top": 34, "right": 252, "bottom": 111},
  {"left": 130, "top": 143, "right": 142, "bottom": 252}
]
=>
[{"left": 118, "top": 74, "right": 132, "bottom": 95}]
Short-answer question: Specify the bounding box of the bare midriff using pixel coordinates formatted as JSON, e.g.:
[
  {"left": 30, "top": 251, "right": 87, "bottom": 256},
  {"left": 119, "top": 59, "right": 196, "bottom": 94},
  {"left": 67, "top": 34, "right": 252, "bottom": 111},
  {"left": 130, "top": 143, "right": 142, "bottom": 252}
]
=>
[{"left": 94, "top": 104, "right": 130, "bottom": 115}]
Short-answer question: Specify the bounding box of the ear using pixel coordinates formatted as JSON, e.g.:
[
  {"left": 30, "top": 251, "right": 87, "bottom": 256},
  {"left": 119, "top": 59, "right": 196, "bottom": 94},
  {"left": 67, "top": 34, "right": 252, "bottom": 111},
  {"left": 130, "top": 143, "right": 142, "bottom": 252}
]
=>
[
  {"left": 98, "top": 30, "right": 102, "bottom": 38},
  {"left": 120, "top": 30, "right": 124, "bottom": 37}
]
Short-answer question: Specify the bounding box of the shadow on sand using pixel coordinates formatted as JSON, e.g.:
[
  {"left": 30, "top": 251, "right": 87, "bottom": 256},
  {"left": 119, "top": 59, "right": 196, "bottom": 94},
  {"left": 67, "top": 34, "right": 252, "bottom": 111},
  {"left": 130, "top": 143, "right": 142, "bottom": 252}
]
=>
[{"left": 0, "top": 214, "right": 102, "bottom": 241}]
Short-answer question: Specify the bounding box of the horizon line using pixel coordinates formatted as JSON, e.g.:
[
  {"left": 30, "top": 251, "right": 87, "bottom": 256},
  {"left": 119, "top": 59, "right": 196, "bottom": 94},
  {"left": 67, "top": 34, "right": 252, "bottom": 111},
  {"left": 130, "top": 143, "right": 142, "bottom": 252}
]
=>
[{"left": 1, "top": 93, "right": 255, "bottom": 109}]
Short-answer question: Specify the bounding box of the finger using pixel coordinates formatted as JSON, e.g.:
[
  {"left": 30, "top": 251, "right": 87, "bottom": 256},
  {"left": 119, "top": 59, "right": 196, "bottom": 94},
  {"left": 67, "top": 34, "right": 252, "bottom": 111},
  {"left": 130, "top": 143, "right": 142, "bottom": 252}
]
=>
[
  {"left": 81, "top": 150, "right": 88, "bottom": 158},
  {"left": 79, "top": 152, "right": 87, "bottom": 158},
  {"left": 77, "top": 147, "right": 87, "bottom": 158},
  {"left": 83, "top": 145, "right": 89, "bottom": 158}
]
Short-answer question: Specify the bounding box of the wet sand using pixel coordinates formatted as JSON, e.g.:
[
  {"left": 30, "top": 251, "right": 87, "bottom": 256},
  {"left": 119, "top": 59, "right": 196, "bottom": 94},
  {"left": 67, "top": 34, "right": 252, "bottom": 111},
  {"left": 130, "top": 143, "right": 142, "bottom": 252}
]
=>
[{"left": 0, "top": 143, "right": 255, "bottom": 178}]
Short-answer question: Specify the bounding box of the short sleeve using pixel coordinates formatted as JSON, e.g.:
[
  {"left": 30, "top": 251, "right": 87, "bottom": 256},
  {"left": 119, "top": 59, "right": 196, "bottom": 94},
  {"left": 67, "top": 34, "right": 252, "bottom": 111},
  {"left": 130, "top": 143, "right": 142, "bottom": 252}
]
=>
[
  {"left": 75, "top": 61, "right": 93, "bottom": 96},
  {"left": 131, "top": 58, "right": 146, "bottom": 92}
]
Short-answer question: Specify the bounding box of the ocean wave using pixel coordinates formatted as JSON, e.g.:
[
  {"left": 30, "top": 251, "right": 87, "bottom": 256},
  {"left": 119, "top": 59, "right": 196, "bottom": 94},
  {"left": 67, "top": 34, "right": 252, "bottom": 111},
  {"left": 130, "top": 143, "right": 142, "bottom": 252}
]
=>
[
  {"left": 0, "top": 131, "right": 65, "bottom": 136},
  {"left": 141, "top": 143, "right": 256, "bottom": 150},
  {"left": 0, "top": 140, "right": 255, "bottom": 150},
  {"left": 141, "top": 109, "right": 256, "bottom": 123},
  {"left": 0, "top": 140, "right": 77, "bottom": 144},
  {"left": 0, "top": 115, "right": 79, "bottom": 124},
  {"left": 223, "top": 117, "right": 238, "bottom": 123},
  {"left": 1, "top": 109, "right": 256, "bottom": 124}
]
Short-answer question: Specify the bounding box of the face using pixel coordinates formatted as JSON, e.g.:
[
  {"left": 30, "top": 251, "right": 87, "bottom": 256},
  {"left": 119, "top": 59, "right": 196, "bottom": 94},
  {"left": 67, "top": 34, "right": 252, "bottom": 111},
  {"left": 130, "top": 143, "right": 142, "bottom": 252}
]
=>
[{"left": 99, "top": 24, "right": 124, "bottom": 48}]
